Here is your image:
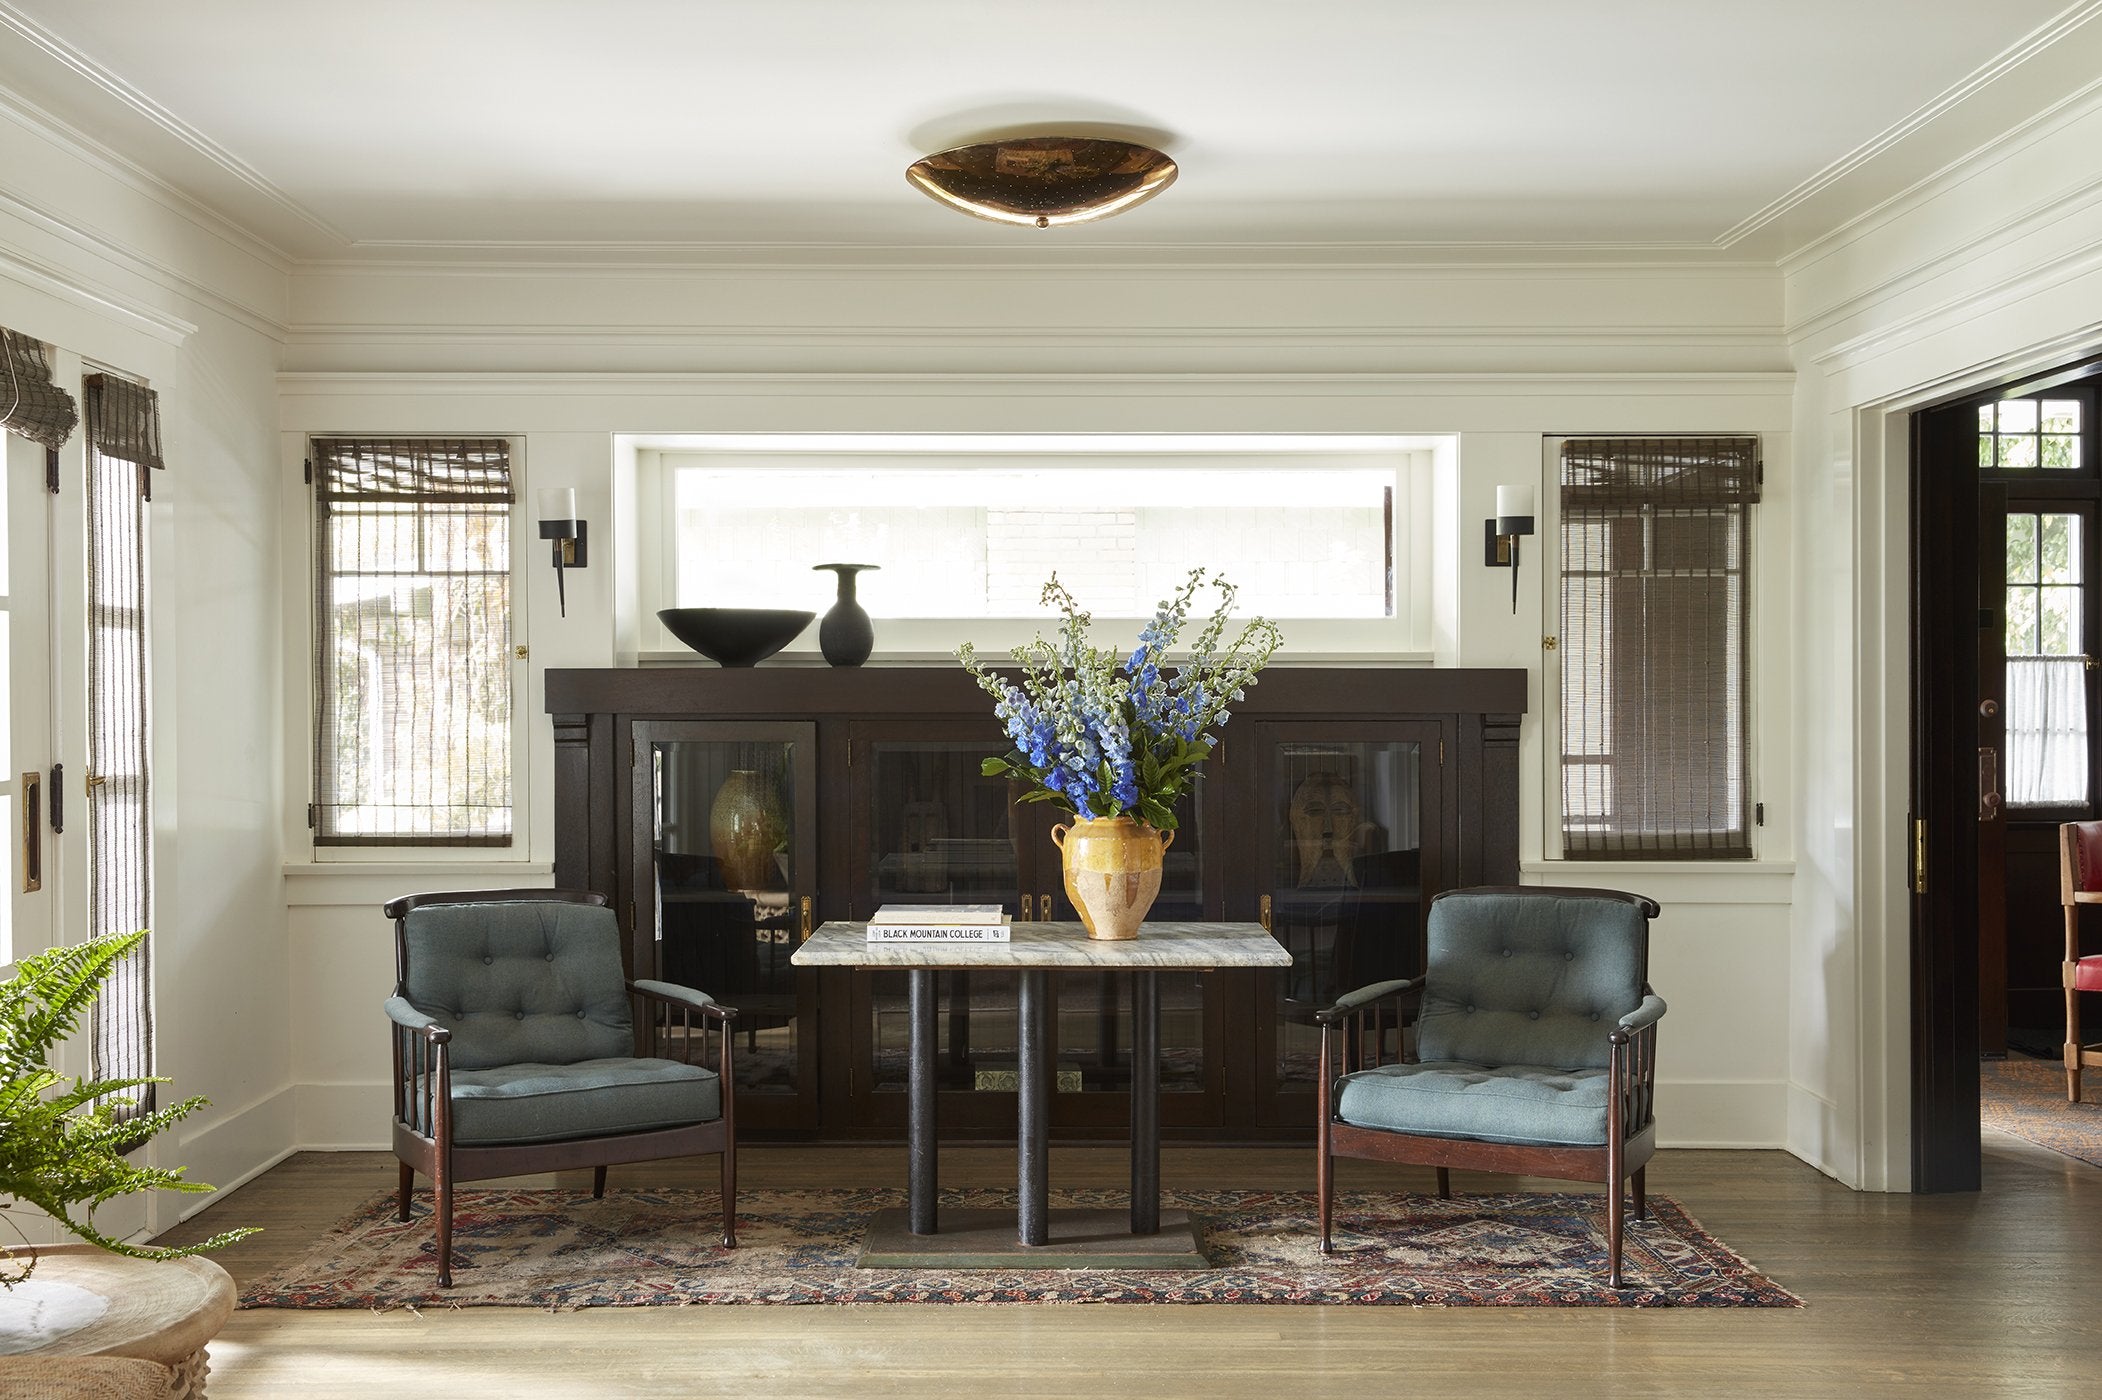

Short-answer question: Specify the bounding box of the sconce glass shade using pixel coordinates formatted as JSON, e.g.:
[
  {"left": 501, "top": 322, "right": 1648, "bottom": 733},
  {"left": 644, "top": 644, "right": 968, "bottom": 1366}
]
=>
[
  {"left": 906, "top": 137, "right": 1177, "bottom": 229},
  {"left": 1495, "top": 484, "right": 1536, "bottom": 537},
  {"left": 538, "top": 487, "right": 580, "bottom": 539}
]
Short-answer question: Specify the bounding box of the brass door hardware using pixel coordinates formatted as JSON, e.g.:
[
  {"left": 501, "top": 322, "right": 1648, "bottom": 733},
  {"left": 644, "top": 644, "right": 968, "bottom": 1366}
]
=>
[{"left": 20, "top": 771, "right": 41, "bottom": 893}]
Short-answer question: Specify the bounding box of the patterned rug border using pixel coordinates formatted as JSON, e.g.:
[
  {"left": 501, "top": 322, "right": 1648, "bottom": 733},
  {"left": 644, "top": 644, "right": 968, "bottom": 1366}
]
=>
[
  {"left": 240, "top": 1186, "right": 1801, "bottom": 1311},
  {"left": 1981, "top": 1055, "right": 2102, "bottom": 1169}
]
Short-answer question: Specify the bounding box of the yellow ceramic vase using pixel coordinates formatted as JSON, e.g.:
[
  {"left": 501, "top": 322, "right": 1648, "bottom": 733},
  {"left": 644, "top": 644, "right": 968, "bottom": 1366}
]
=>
[{"left": 1050, "top": 815, "right": 1174, "bottom": 941}]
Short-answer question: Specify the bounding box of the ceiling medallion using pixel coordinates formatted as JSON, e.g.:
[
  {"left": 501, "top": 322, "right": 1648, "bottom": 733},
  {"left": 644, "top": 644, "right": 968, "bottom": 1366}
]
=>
[{"left": 905, "top": 136, "right": 1177, "bottom": 229}]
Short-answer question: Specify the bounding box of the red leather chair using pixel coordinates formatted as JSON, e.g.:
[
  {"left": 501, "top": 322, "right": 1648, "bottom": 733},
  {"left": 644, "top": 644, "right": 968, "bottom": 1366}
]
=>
[{"left": 2059, "top": 822, "right": 2102, "bottom": 1101}]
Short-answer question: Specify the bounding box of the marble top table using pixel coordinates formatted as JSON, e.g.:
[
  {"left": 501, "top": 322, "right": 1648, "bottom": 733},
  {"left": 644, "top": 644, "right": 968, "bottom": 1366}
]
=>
[{"left": 793, "top": 920, "right": 1288, "bottom": 1267}]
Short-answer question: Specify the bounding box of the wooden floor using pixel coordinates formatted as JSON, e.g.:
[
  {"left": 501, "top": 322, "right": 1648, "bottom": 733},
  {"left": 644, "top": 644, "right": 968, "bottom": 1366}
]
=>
[{"left": 157, "top": 1134, "right": 2102, "bottom": 1400}]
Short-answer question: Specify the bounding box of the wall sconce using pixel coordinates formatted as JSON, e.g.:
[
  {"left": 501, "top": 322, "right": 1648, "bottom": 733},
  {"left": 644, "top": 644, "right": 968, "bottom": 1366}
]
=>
[
  {"left": 1484, "top": 484, "right": 1536, "bottom": 614},
  {"left": 537, "top": 487, "right": 587, "bottom": 618}
]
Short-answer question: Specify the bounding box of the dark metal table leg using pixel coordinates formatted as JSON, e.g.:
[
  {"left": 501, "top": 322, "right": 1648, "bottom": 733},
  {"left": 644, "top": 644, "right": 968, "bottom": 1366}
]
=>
[
  {"left": 908, "top": 968, "right": 938, "bottom": 1235},
  {"left": 947, "top": 970, "right": 972, "bottom": 1070},
  {"left": 1017, "top": 968, "right": 1049, "bottom": 1246},
  {"left": 1130, "top": 969, "right": 1160, "bottom": 1235}
]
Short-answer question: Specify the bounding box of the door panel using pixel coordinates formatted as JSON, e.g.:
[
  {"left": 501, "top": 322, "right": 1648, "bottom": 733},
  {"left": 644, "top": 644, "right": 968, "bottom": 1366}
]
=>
[
  {"left": 845, "top": 720, "right": 1030, "bottom": 1134},
  {"left": 630, "top": 721, "right": 820, "bottom": 1132},
  {"left": 1252, "top": 720, "right": 1443, "bottom": 1127},
  {"left": 1, "top": 433, "right": 53, "bottom": 968},
  {"left": 1979, "top": 485, "right": 2008, "bottom": 1056}
]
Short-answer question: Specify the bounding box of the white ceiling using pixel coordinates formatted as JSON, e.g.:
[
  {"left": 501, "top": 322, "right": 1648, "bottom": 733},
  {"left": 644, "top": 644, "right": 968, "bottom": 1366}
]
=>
[{"left": 0, "top": 0, "right": 2094, "bottom": 264}]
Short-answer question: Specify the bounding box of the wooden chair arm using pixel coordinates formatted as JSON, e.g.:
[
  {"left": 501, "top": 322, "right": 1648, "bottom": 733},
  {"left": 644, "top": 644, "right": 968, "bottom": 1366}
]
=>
[
  {"left": 629, "top": 979, "right": 737, "bottom": 1023},
  {"left": 1608, "top": 994, "right": 1667, "bottom": 1044},
  {"left": 384, "top": 994, "right": 452, "bottom": 1045},
  {"left": 1314, "top": 978, "right": 1422, "bottom": 1025}
]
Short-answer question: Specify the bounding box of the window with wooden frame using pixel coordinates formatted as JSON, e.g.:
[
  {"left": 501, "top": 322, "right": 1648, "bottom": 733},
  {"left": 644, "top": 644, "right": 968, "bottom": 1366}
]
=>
[
  {"left": 1979, "top": 389, "right": 2099, "bottom": 814},
  {"left": 311, "top": 438, "right": 515, "bottom": 847},
  {"left": 1558, "top": 437, "right": 1759, "bottom": 859},
  {"left": 84, "top": 371, "right": 163, "bottom": 1118}
]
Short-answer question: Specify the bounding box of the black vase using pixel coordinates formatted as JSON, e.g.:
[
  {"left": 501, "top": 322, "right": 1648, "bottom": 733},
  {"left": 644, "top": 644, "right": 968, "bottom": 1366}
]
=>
[{"left": 814, "top": 563, "right": 878, "bottom": 666}]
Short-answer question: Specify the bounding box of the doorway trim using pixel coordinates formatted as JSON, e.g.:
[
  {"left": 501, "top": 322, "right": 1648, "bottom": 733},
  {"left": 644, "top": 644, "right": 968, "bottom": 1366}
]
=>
[{"left": 1848, "top": 326, "right": 2102, "bottom": 1193}]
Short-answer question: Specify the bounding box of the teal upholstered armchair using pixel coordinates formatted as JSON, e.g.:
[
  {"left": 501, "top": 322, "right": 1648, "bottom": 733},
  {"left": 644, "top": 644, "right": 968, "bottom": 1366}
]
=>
[
  {"left": 384, "top": 889, "right": 737, "bottom": 1287},
  {"left": 1315, "top": 885, "right": 1663, "bottom": 1287}
]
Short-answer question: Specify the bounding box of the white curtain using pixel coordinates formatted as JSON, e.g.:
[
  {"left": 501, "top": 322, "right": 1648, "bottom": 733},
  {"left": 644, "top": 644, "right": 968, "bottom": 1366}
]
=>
[{"left": 2007, "top": 656, "right": 2088, "bottom": 807}]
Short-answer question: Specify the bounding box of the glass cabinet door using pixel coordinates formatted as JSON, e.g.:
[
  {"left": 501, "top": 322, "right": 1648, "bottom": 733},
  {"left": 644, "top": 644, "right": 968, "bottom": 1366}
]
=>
[
  {"left": 1253, "top": 721, "right": 1444, "bottom": 1124},
  {"left": 849, "top": 724, "right": 1034, "bottom": 1131},
  {"left": 631, "top": 721, "right": 819, "bottom": 1130}
]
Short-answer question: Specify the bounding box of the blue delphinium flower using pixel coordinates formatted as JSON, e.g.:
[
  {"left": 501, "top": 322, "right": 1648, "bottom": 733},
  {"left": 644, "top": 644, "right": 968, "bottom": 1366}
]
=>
[{"left": 959, "top": 569, "right": 1281, "bottom": 829}]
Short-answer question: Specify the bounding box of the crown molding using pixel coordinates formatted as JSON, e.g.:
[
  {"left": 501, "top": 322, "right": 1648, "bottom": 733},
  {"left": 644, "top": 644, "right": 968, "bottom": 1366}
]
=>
[
  {"left": 1718, "top": 0, "right": 2102, "bottom": 252},
  {"left": 1783, "top": 63, "right": 2102, "bottom": 282},
  {"left": 1805, "top": 231, "right": 2102, "bottom": 372},
  {"left": 276, "top": 368, "right": 1797, "bottom": 396},
  {"left": 318, "top": 238, "right": 1748, "bottom": 272},
  {"left": 0, "top": 2, "right": 345, "bottom": 253},
  {"left": 0, "top": 238, "right": 196, "bottom": 344},
  {"left": 0, "top": 176, "right": 286, "bottom": 343},
  {"left": 1786, "top": 159, "right": 2102, "bottom": 349},
  {"left": 283, "top": 321, "right": 1783, "bottom": 347},
  {"left": 289, "top": 255, "right": 1781, "bottom": 283}
]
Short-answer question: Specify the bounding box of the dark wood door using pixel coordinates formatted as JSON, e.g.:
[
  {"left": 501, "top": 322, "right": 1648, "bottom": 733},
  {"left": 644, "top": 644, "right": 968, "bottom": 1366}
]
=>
[
  {"left": 1980, "top": 483, "right": 2009, "bottom": 1056},
  {"left": 627, "top": 720, "right": 821, "bottom": 1133},
  {"left": 1912, "top": 398, "right": 1984, "bottom": 1192}
]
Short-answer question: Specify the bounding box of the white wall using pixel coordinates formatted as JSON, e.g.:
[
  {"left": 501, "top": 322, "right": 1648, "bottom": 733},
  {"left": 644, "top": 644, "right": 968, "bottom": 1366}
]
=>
[
  {"left": 0, "top": 78, "right": 1826, "bottom": 1188},
  {"left": 1785, "top": 78, "right": 2102, "bottom": 1189},
  {"left": 275, "top": 255, "right": 1799, "bottom": 1153},
  {"left": 0, "top": 88, "right": 291, "bottom": 1236}
]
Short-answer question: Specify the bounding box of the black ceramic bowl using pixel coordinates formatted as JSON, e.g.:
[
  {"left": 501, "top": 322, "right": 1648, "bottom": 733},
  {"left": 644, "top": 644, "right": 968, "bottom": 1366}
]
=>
[{"left": 658, "top": 607, "right": 815, "bottom": 667}]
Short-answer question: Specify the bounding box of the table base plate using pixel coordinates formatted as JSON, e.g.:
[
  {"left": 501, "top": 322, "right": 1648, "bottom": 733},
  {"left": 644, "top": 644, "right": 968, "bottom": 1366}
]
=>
[{"left": 856, "top": 1207, "right": 1208, "bottom": 1270}]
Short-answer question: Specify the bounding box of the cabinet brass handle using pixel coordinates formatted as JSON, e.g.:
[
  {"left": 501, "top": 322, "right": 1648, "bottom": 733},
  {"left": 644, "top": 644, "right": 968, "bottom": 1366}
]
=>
[
  {"left": 799, "top": 895, "right": 813, "bottom": 942},
  {"left": 21, "top": 771, "right": 42, "bottom": 893},
  {"left": 1038, "top": 893, "right": 1053, "bottom": 921},
  {"left": 1258, "top": 893, "right": 1272, "bottom": 932}
]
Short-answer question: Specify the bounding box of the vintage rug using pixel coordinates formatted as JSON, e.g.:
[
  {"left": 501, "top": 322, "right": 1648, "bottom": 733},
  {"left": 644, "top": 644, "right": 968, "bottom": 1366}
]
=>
[
  {"left": 239, "top": 1186, "right": 1799, "bottom": 1311},
  {"left": 1981, "top": 1054, "right": 2102, "bottom": 1168}
]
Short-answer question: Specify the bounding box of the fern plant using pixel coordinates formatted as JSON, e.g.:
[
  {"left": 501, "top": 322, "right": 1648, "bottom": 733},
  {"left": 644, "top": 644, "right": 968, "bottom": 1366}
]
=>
[{"left": 0, "top": 930, "right": 255, "bottom": 1286}]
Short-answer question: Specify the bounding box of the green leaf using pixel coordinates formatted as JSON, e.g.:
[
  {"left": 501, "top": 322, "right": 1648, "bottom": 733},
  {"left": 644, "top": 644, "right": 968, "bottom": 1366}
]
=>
[{"left": 0, "top": 932, "right": 255, "bottom": 1288}]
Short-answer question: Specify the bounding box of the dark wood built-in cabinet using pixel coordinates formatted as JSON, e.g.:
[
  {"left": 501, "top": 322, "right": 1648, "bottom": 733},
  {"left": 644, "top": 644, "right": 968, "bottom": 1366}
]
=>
[{"left": 548, "top": 667, "right": 1524, "bottom": 1142}]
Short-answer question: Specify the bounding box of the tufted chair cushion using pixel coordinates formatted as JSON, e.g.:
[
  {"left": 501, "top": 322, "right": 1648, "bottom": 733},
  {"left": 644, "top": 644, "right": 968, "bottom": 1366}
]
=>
[
  {"left": 1336, "top": 1062, "right": 1611, "bottom": 1146},
  {"left": 401, "top": 900, "right": 633, "bottom": 1070},
  {"left": 1414, "top": 889, "right": 1646, "bottom": 1071}
]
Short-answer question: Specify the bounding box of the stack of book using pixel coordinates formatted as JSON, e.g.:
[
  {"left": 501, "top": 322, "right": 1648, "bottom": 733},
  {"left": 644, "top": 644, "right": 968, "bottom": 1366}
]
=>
[{"left": 865, "top": 904, "right": 1012, "bottom": 942}]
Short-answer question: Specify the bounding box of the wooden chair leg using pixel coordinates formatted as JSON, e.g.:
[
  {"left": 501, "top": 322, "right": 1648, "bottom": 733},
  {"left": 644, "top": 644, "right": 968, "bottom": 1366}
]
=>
[
  {"left": 592, "top": 1165, "right": 608, "bottom": 1199},
  {"left": 720, "top": 1143, "right": 738, "bottom": 1249},
  {"left": 1605, "top": 1182, "right": 1626, "bottom": 1288},
  {"left": 435, "top": 1163, "right": 455, "bottom": 1289},
  {"left": 1434, "top": 1167, "right": 1451, "bottom": 1199},
  {"left": 1632, "top": 1166, "right": 1647, "bottom": 1221},
  {"left": 1317, "top": 1147, "right": 1334, "bottom": 1254},
  {"left": 2069, "top": 958, "right": 2084, "bottom": 1104},
  {"left": 397, "top": 1160, "right": 414, "bottom": 1221}
]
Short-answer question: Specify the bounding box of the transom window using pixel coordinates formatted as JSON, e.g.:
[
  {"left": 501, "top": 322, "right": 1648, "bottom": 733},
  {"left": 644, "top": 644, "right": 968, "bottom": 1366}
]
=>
[
  {"left": 1979, "top": 398, "right": 2081, "bottom": 471},
  {"left": 626, "top": 434, "right": 1445, "bottom": 660}
]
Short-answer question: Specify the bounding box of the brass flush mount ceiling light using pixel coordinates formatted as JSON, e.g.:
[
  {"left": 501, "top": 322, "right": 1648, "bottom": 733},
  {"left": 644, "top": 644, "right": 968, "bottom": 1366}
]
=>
[{"left": 906, "top": 136, "right": 1177, "bottom": 229}]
